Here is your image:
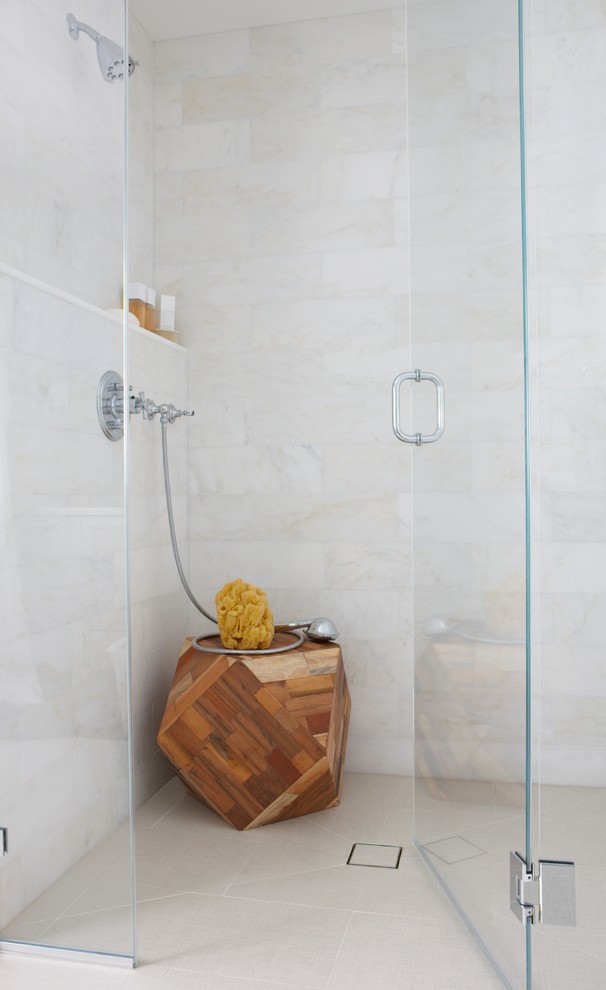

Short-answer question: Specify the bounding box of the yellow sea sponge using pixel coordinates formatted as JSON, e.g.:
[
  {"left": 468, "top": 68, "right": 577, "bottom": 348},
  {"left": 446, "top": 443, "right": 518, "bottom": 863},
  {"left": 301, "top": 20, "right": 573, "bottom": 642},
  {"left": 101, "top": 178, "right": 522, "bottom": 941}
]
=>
[{"left": 216, "top": 578, "right": 275, "bottom": 651}]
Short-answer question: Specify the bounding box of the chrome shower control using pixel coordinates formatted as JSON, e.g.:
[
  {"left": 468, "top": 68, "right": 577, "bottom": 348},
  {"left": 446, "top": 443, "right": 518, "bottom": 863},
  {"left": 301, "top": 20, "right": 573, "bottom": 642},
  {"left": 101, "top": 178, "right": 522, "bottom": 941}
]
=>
[
  {"left": 97, "top": 370, "right": 127, "bottom": 441},
  {"left": 142, "top": 397, "right": 195, "bottom": 424},
  {"left": 97, "top": 373, "right": 195, "bottom": 440}
]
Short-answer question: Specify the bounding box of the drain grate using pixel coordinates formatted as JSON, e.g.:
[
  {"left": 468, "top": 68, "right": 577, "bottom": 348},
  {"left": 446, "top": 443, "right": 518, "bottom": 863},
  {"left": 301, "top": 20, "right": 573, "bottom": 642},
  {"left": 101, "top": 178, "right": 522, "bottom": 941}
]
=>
[
  {"left": 347, "top": 843, "right": 402, "bottom": 869},
  {"left": 422, "top": 835, "right": 486, "bottom": 865}
]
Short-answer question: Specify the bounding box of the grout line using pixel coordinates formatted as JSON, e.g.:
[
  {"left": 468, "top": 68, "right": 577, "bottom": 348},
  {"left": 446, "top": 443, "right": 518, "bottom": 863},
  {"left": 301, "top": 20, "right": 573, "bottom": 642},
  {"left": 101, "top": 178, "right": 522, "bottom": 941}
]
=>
[
  {"left": 320, "top": 910, "right": 354, "bottom": 990},
  {"left": 221, "top": 843, "right": 262, "bottom": 893},
  {"left": 220, "top": 890, "right": 446, "bottom": 923},
  {"left": 305, "top": 818, "right": 374, "bottom": 842},
  {"left": 227, "top": 860, "right": 354, "bottom": 889},
  {"left": 147, "top": 794, "right": 189, "bottom": 829},
  {"left": 216, "top": 891, "right": 351, "bottom": 914}
]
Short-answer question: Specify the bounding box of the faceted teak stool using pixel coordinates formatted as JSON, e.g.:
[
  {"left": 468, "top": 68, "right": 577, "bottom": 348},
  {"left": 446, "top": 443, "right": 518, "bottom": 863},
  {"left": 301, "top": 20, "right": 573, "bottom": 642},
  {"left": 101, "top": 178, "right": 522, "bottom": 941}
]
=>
[{"left": 157, "top": 634, "right": 351, "bottom": 830}]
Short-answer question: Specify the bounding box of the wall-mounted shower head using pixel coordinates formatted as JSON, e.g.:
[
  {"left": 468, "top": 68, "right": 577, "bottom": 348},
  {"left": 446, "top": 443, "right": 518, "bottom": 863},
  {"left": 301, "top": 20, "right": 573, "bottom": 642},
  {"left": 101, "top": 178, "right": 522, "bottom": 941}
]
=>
[{"left": 67, "top": 13, "right": 137, "bottom": 83}]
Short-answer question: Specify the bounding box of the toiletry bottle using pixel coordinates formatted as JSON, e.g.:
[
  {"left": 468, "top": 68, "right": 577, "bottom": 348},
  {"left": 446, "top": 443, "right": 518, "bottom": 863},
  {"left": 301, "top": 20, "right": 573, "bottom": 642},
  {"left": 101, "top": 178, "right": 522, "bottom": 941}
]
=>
[
  {"left": 127, "top": 283, "right": 147, "bottom": 327},
  {"left": 145, "top": 288, "right": 156, "bottom": 332},
  {"left": 156, "top": 294, "right": 176, "bottom": 332}
]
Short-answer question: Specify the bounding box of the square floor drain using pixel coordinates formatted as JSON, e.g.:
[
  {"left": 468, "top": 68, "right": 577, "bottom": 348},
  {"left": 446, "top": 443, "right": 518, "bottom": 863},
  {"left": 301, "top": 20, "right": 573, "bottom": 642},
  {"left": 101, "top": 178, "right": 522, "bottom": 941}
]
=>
[
  {"left": 347, "top": 843, "right": 402, "bottom": 869},
  {"left": 422, "top": 835, "right": 486, "bottom": 865}
]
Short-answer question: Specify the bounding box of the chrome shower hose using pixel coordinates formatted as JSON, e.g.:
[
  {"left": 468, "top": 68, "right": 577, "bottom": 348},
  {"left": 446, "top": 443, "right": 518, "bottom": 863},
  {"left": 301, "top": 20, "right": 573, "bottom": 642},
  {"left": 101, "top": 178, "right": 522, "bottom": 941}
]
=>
[{"left": 160, "top": 420, "right": 304, "bottom": 655}]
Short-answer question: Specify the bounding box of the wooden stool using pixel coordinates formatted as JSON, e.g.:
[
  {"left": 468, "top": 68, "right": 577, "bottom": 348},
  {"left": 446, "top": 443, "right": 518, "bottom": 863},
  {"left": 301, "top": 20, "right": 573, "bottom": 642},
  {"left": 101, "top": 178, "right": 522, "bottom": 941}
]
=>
[{"left": 157, "top": 634, "right": 351, "bottom": 830}]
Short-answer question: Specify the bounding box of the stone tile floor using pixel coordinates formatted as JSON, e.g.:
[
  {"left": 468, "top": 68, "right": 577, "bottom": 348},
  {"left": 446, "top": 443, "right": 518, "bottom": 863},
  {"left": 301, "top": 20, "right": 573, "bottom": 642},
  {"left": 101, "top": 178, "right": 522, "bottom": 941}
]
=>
[{"left": 0, "top": 772, "right": 550, "bottom": 989}]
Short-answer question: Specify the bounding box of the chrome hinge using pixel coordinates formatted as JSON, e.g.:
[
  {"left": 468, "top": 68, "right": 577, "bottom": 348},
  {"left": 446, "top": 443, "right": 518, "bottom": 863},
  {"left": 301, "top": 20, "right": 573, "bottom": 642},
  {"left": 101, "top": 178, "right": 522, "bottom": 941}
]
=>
[
  {"left": 0, "top": 827, "right": 7, "bottom": 856},
  {"left": 510, "top": 851, "right": 576, "bottom": 926}
]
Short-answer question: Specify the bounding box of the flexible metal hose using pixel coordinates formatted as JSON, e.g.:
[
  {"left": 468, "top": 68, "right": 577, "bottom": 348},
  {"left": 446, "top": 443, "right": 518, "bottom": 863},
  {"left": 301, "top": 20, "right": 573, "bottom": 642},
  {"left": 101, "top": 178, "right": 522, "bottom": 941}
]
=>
[
  {"left": 160, "top": 419, "right": 304, "bottom": 655},
  {"left": 161, "top": 419, "right": 218, "bottom": 625}
]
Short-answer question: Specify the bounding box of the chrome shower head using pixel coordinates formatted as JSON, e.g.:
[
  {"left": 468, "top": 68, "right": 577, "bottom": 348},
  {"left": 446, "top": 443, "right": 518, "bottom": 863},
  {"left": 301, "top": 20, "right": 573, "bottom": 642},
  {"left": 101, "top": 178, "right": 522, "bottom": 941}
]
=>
[
  {"left": 305, "top": 617, "right": 339, "bottom": 643},
  {"left": 96, "top": 34, "right": 137, "bottom": 83},
  {"left": 67, "top": 13, "right": 137, "bottom": 83},
  {"left": 275, "top": 617, "right": 339, "bottom": 642}
]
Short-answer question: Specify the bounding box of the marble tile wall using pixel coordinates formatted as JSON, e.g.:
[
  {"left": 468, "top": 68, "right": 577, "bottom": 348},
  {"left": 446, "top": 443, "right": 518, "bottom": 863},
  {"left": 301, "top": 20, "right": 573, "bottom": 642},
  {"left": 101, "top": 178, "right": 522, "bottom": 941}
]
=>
[
  {"left": 405, "top": 1, "right": 529, "bottom": 791},
  {"left": 153, "top": 9, "right": 412, "bottom": 775},
  {"left": 529, "top": 2, "right": 606, "bottom": 787},
  {"left": 404, "top": 0, "right": 525, "bottom": 788},
  {"left": 0, "top": 269, "right": 189, "bottom": 930},
  {"left": 0, "top": 0, "right": 125, "bottom": 307},
  {"left": 0, "top": 2, "right": 154, "bottom": 306},
  {"left": 129, "top": 13, "right": 155, "bottom": 289},
  {"left": 407, "top": 0, "right": 606, "bottom": 790}
]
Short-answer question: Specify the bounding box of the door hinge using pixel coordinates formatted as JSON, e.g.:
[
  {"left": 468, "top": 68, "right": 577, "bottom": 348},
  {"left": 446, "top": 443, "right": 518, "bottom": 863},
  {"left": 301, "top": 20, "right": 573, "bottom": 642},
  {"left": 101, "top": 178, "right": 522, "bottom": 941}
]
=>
[
  {"left": 510, "top": 851, "right": 576, "bottom": 926},
  {"left": 0, "top": 827, "right": 7, "bottom": 856}
]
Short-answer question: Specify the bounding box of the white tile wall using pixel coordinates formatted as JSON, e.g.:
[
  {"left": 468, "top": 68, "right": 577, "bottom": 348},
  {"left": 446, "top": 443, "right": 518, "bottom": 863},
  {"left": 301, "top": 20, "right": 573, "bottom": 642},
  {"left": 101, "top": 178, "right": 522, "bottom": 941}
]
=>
[
  {"left": 152, "top": 0, "right": 606, "bottom": 800},
  {"left": 153, "top": 8, "right": 412, "bottom": 776},
  {"left": 129, "top": 13, "right": 155, "bottom": 289},
  {"left": 0, "top": 0, "right": 126, "bottom": 307},
  {"left": 0, "top": 270, "right": 190, "bottom": 932},
  {"left": 530, "top": 7, "right": 606, "bottom": 791},
  {"left": 404, "top": 0, "right": 532, "bottom": 802},
  {"left": 0, "top": 2, "right": 153, "bottom": 307}
]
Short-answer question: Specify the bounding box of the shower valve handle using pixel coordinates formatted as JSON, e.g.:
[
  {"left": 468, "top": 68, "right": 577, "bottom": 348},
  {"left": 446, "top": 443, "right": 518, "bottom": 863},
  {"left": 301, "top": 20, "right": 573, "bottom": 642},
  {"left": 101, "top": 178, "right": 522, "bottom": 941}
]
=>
[{"left": 164, "top": 405, "right": 195, "bottom": 424}]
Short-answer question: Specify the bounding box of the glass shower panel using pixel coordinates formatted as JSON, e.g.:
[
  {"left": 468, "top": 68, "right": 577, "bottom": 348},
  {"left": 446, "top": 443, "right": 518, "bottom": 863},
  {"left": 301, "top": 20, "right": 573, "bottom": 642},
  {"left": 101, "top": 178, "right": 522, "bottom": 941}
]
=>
[
  {"left": 0, "top": 0, "right": 133, "bottom": 962},
  {"left": 528, "top": 2, "right": 606, "bottom": 986},
  {"left": 406, "top": 1, "right": 529, "bottom": 986}
]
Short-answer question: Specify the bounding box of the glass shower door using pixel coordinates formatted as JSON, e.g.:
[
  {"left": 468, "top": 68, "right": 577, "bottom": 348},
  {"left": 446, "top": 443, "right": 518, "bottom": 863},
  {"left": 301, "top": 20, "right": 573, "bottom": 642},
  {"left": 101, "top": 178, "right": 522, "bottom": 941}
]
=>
[
  {"left": 0, "top": 0, "right": 134, "bottom": 963},
  {"left": 528, "top": 0, "right": 606, "bottom": 985},
  {"left": 403, "top": 1, "right": 530, "bottom": 986}
]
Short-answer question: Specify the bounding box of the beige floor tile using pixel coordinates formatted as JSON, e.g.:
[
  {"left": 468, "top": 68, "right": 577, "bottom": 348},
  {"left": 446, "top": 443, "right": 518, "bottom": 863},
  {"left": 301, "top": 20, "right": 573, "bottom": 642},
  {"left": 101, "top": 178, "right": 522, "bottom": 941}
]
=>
[
  {"left": 226, "top": 818, "right": 353, "bottom": 887},
  {"left": 324, "top": 911, "right": 506, "bottom": 990},
  {"left": 228, "top": 859, "right": 451, "bottom": 920},
  {"left": 147, "top": 789, "right": 259, "bottom": 841},
  {"left": 0, "top": 955, "right": 167, "bottom": 990},
  {"left": 136, "top": 892, "right": 350, "bottom": 985},
  {"left": 4, "top": 825, "right": 132, "bottom": 933},
  {"left": 537, "top": 927, "right": 606, "bottom": 964},
  {"left": 157, "top": 970, "right": 318, "bottom": 989},
  {"left": 34, "top": 904, "right": 134, "bottom": 958},
  {"left": 534, "top": 930, "right": 606, "bottom": 990},
  {"left": 1, "top": 920, "right": 51, "bottom": 942},
  {"left": 135, "top": 779, "right": 185, "bottom": 828},
  {"left": 3, "top": 772, "right": 545, "bottom": 989},
  {"left": 302, "top": 773, "right": 402, "bottom": 842}
]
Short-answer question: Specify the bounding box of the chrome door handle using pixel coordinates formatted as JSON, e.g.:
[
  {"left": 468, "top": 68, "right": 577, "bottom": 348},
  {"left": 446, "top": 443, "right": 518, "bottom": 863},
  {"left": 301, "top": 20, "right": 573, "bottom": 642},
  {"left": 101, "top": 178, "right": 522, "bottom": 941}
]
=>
[{"left": 392, "top": 369, "right": 445, "bottom": 445}]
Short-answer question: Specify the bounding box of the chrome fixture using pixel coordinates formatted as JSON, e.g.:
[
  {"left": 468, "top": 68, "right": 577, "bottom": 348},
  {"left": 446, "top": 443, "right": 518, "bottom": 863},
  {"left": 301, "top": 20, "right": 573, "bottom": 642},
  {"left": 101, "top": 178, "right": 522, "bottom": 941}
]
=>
[
  {"left": 192, "top": 632, "right": 307, "bottom": 656},
  {"left": 510, "top": 852, "right": 576, "bottom": 927},
  {"left": 274, "top": 617, "right": 339, "bottom": 642},
  {"left": 96, "top": 370, "right": 132, "bottom": 441},
  {"left": 96, "top": 371, "right": 193, "bottom": 442},
  {"left": 392, "top": 369, "right": 445, "bottom": 445},
  {"left": 191, "top": 617, "right": 339, "bottom": 655},
  {"left": 67, "top": 13, "right": 138, "bottom": 82},
  {"left": 141, "top": 395, "right": 195, "bottom": 425}
]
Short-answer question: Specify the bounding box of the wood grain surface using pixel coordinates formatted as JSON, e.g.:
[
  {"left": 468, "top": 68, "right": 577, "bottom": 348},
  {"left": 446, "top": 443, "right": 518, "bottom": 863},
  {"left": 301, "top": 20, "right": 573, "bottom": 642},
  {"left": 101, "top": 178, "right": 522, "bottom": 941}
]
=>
[{"left": 158, "top": 636, "right": 351, "bottom": 830}]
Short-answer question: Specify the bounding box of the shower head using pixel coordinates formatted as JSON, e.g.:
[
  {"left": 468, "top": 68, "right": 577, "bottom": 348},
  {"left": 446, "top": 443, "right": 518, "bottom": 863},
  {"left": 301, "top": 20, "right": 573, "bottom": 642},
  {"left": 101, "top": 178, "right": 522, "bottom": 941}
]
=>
[
  {"left": 67, "top": 13, "right": 137, "bottom": 82},
  {"left": 305, "top": 617, "right": 339, "bottom": 642},
  {"left": 275, "top": 617, "right": 339, "bottom": 642}
]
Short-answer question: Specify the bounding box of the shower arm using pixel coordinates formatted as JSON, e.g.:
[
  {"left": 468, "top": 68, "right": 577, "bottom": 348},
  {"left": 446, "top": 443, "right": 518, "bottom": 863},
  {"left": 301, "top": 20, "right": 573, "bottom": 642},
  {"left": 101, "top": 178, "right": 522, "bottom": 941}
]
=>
[{"left": 67, "top": 16, "right": 100, "bottom": 43}]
